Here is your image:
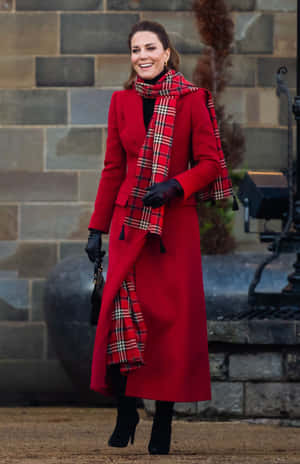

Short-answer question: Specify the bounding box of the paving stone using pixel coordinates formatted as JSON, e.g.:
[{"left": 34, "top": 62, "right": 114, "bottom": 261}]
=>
[
  {"left": 0, "top": 206, "right": 18, "bottom": 241},
  {"left": 20, "top": 204, "right": 93, "bottom": 240},
  {"left": 245, "top": 382, "right": 300, "bottom": 417},
  {"left": 274, "top": 13, "right": 297, "bottom": 57},
  {"left": 286, "top": 352, "right": 300, "bottom": 381},
  {"left": 209, "top": 353, "right": 228, "bottom": 380},
  {"left": 143, "top": 12, "right": 203, "bottom": 53},
  {"left": 197, "top": 382, "right": 243, "bottom": 416},
  {"left": 61, "top": 13, "right": 139, "bottom": 54},
  {"left": 0, "top": 13, "right": 57, "bottom": 56},
  {"left": 0, "top": 129, "right": 43, "bottom": 171},
  {"left": 234, "top": 13, "right": 273, "bottom": 54},
  {"left": 0, "top": 172, "right": 77, "bottom": 202},
  {"left": 0, "top": 57, "right": 34, "bottom": 88},
  {"left": 230, "top": 55, "right": 256, "bottom": 87},
  {"left": 47, "top": 128, "right": 103, "bottom": 170},
  {"left": 0, "top": 90, "right": 67, "bottom": 125},
  {"left": 71, "top": 89, "right": 114, "bottom": 125},
  {"left": 256, "top": 0, "right": 296, "bottom": 11},
  {"left": 0, "top": 0, "right": 12, "bottom": 10},
  {"left": 0, "top": 242, "right": 57, "bottom": 279},
  {"left": 107, "top": 0, "right": 193, "bottom": 10},
  {"left": 95, "top": 55, "right": 131, "bottom": 87},
  {"left": 0, "top": 323, "right": 44, "bottom": 359},
  {"left": 16, "top": 0, "right": 103, "bottom": 10},
  {"left": 257, "top": 57, "right": 296, "bottom": 87},
  {"left": 0, "top": 360, "right": 74, "bottom": 392},
  {"left": 36, "top": 57, "right": 94, "bottom": 87},
  {"left": 243, "top": 128, "right": 289, "bottom": 170},
  {"left": 229, "top": 353, "right": 283, "bottom": 380},
  {"left": 31, "top": 280, "right": 46, "bottom": 322},
  {"left": 79, "top": 171, "right": 101, "bottom": 202},
  {"left": 0, "top": 280, "right": 28, "bottom": 321}
]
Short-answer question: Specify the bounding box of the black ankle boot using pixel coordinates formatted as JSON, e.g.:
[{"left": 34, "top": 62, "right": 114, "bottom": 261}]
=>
[
  {"left": 148, "top": 401, "right": 174, "bottom": 455},
  {"left": 108, "top": 395, "right": 139, "bottom": 447}
]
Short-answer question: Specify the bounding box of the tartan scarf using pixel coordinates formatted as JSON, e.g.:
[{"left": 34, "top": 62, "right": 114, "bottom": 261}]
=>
[{"left": 107, "top": 69, "right": 233, "bottom": 375}]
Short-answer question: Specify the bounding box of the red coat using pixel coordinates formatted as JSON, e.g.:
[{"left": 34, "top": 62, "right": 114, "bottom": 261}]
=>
[{"left": 89, "top": 86, "right": 221, "bottom": 402}]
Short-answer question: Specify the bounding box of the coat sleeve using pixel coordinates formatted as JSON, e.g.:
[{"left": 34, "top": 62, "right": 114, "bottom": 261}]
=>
[
  {"left": 88, "top": 91, "right": 126, "bottom": 233},
  {"left": 173, "top": 89, "right": 221, "bottom": 201}
]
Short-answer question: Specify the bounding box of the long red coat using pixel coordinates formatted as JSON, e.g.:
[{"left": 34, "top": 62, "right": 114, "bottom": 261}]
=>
[{"left": 89, "top": 86, "right": 221, "bottom": 402}]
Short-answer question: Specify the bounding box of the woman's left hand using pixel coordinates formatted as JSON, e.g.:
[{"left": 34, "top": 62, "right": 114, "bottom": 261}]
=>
[{"left": 143, "top": 179, "right": 183, "bottom": 208}]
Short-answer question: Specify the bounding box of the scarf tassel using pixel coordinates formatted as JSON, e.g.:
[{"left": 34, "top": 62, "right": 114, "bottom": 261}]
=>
[
  {"left": 119, "top": 224, "right": 125, "bottom": 240},
  {"left": 232, "top": 194, "right": 239, "bottom": 211}
]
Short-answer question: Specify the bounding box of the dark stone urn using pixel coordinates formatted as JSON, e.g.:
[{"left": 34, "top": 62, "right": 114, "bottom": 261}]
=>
[{"left": 44, "top": 253, "right": 108, "bottom": 393}]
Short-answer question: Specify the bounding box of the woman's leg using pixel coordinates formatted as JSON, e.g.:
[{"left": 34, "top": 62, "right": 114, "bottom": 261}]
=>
[
  {"left": 148, "top": 400, "right": 174, "bottom": 455},
  {"left": 107, "top": 365, "right": 139, "bottom": 447}
]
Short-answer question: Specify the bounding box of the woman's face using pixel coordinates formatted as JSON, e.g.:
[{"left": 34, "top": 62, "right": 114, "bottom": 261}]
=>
[{"left": 130, "top": 31, "right": 170, "bottom": 80}]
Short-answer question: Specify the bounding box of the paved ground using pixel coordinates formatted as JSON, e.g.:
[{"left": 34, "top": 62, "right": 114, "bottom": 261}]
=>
[{"left": 0, "top": 407, "right": 300, "bottom": 464}]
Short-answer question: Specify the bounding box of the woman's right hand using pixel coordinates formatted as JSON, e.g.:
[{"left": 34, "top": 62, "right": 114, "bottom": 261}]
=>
[{"left": 85, "top": 229, "right": 102, "bottom": 263}]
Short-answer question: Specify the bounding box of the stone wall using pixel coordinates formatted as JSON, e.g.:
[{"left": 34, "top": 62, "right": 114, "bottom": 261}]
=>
[{"left": 0, "top": 0, "right": 298, "bottom": 403}]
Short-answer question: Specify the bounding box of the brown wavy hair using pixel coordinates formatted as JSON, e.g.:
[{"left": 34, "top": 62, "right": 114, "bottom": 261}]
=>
[{"left": 123, "top": 20, "right": 180, "bottom": 90}]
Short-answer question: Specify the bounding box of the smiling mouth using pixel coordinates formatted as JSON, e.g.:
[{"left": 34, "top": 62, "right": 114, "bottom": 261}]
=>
[{"left": 139, "top": 64, "right": 153, "bottom": 69}]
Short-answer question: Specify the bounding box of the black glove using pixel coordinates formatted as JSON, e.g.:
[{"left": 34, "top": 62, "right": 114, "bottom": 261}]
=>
[
  {"left": 143, "top": 179, "right": 184, "bottom": 209},
  {"left": 85, "top": 228, "right": 102, "bottom": 263}
]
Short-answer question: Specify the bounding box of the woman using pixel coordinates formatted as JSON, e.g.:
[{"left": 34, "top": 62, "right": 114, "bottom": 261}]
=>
[{"left": 85, "top": 20, "right": 234, "bottom": 455}]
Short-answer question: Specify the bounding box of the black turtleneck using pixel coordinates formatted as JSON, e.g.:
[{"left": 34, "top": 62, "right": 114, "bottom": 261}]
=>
[{"left": 142, "top": 67, "right": 167, "bottom": 131}]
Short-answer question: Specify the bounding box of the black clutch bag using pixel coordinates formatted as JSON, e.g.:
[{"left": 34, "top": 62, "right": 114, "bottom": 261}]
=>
[{"left": 90, "top": 250, "right": 105, "bottom": 326}]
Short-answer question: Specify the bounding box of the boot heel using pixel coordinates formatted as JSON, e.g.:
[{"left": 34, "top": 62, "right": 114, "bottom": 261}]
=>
[{"left": 130, "top": 425, "right": 136, "bottom": 444}]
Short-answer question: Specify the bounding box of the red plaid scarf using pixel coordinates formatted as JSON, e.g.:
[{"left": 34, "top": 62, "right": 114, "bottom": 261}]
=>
[{"left": 107, "top": 69, "right": 233, "bottom": 374}]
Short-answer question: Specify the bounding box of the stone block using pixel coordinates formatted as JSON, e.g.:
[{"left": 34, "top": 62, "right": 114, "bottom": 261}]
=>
[
  {"left": 258, "top": 88, "right": 279, "bottom": 126},
  {"left": 107, "top": 0, "right": 193, "bottom": 10},
  {"left": 257, "top": 57, "right": 296, "bottom": 87},
  {"left": 32, "top": 280, "right": 46, "bottom": 322},
  {"left": 230, "top": 55, "right": 256, "bottom": 87},
  {"left": 143, "top": 12, "right": 203, "bottom": 53},
  {"left": 245, "top": 382, "right": 300, "bottom": 417},
  {"left": 179, "top": 55, "right": 198, "bottom": 83},
  {"left": 247, "top": 321, "right": 296, "bottom": 345},
  {"left": 47, "top": 128, "right": 103, "bottom": 170},
  {"left": 36, "top": 57, "right": 94, "bottom": 87},
  {"left": 207, "top": 321, "right": 250, "bottom": 344},
  {"left": 274, "top": 13, "right": 297, "bottom": 57},
  {"left": 0, "top": 323, "right": 44, "bottom": 359},
  {"left": 71, "top": 89, "right": 114, "bottom": 125},
  {"left": 16, "top": 0, "right": 103, "bottom": 9},
  {"left": 243, "top": 128, "right": 289, "bottom": 170},
  {"left": 61, "top": 13, "right": 139, "bottom": 54},
  {"left": 256, "top": 0, "right": 296, "bottom": 12},
  {"left": 286, "top": 352, "right": 300, "bottom": 381},
  {"left": 0, "top": 360, "right": 74, "bottom": 392},
  {"left": 220, "top": 88, "right": 247, "bottom": 124},
  {"left": 95, "top": 55, "right": 131, "bottom": 87},
  {"left": 79, "top": 171, "right": 101, "bottom": 201},
  {"left": 0, "top": 280, "right": 28, "bottom": 321},
  {"left": 234, "top": 13, "right": 273, "bottom": 54},
  {"left": 197, "top": 382, "right": 243, "bottom": 416},
  {"left": 228, "top": 0, "right": 255, "bottom": 10},
  {"left": 0, "top": 242, "right": 57, "bottom": 279},
  {"left": 0, "top": 206, "right": 18, "bottom": 240},
  {"left": 0, "top": 57, "right": 34, "bottom": 88},
  {"left": 0, "top": 129, "right": 43, "bottom": 171},
  {"left": 209, "top": 353, "right": 228, "bottom": 380},
  {"left": 60, "top": 242, "right": 88, "bottom": 260},
  {"left": 174, "top": 402, "right": 197, "bottom": 415},
  {"left": 279, "top": 89, "right": 296, "bottom": 127},
  {"left": 229, "top": 353, "right": 283, "bottom": 380},
  {"left": 0, "top": 0, "right": 12, "bottom": 10},
  {"left": 0, "top": 90, "right": 67, "bottom": 125},
  {"left": 0, "top": 13, "right": 58, "bottom": 56},
  {"left": 20, "top": 204, "right": 93, "bottom": 240},
  {"left": 0, "top": 172, "right": 77, "bottom": 202}
]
